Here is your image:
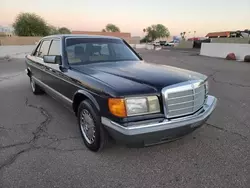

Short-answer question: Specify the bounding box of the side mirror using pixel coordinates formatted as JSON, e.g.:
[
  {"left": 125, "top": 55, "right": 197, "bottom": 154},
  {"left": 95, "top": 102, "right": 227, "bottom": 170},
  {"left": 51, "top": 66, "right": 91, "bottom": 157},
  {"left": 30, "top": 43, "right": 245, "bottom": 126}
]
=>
[{"left": 43, "top": 55, "right": 62, "bottom": 65}]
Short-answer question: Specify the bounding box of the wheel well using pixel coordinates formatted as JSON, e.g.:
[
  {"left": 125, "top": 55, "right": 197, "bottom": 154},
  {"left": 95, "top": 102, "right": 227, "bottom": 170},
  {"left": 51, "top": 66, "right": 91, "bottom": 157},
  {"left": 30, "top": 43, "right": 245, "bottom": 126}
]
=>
[
  {"left": 73, "top": 93, "right": 88, "bottom": 115},
  {"left": 27, "top": 68, "right": 31, "bottom": 77}
]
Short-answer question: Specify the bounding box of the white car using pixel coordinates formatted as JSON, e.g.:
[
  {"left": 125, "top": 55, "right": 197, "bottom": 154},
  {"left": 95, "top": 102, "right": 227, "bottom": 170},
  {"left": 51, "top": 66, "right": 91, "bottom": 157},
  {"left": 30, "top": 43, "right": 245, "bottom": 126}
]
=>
[
  {"left": 153, "top": 41, "right": 161, "bottom": 46},
  {"left": 165, "top": 40, "right": 179, "bottom": 47}
]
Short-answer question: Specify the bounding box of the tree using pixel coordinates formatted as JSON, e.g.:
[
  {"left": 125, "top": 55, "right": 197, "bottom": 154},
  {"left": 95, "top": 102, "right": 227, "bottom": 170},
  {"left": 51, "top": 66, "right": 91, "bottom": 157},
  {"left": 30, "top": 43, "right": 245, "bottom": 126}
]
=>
[
  {"left": 13, "top": 12, "right": 50, "bottom": 36},
  {"left": 48, "top": 26, "right": 71, "bottom": 35},
  {"left": 140, "top": 36, "right": 152, "bottom": 43},
  {"left": 58, "top": 27, "right": 71, "bottom": 34},
  {"left": 145, "top": 26, "right": 157, "bottom": 41},
  {"left": 102, "top": 24, "right": 120, "bottom": 32},
  {"left": 180, "top": 32, "right": 186, "bottom": 40},
  {"left": 144, "top": 24, "right": 170, "bottom": 41},
  {"left": 48, "top": 25, "right": 60, "bottom": 35},
  {"left": 142, "top": 28, "right": 149, "bottom": 43}
]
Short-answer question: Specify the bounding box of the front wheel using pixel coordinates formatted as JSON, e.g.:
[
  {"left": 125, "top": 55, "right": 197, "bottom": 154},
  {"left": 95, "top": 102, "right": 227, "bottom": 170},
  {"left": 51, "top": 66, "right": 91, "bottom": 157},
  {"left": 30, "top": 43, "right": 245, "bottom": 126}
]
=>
[{"left": 77, "top": 100, "right": 109, "bottom": 152}]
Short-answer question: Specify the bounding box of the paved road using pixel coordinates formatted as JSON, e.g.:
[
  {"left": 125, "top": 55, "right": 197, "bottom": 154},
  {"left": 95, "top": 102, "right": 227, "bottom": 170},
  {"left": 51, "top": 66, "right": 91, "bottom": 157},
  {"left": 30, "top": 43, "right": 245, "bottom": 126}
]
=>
[{"left": 0, "top": 50, "right": 249, "bottom": 188}]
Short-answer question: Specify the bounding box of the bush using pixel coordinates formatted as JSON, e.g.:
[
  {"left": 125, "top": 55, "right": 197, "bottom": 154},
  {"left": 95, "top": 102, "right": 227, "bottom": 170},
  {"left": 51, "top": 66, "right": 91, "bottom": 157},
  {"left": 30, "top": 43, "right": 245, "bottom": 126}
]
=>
[
  {"left": 226, "top": 53, "right": 236, "bottom": 60},
  {"left": 13, "top": 12, "right": 50, "bottom": 36},
  {"left": 244, "top": 55, "right": 250, "bottom": 62}
]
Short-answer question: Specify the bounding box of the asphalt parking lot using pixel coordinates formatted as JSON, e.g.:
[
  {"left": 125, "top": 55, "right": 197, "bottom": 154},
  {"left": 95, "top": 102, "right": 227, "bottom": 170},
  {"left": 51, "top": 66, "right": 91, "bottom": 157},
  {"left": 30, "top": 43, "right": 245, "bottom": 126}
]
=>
[{"left": 0, "top": 49, "right": 249, "bottom": 188}]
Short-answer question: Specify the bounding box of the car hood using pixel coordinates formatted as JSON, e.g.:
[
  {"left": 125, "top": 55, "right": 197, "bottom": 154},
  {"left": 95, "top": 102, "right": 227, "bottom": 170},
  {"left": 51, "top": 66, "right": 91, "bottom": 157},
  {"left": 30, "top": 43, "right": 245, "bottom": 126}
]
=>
[{"left": 72, "top": 61, "right": 207, "bottom": 95}]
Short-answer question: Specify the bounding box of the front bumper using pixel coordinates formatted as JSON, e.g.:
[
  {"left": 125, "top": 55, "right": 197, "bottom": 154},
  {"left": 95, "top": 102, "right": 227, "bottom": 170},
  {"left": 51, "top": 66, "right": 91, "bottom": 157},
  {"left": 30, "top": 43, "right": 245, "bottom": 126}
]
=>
[{"left": 102, "top": 95, "right": 217, "bottom": 145}]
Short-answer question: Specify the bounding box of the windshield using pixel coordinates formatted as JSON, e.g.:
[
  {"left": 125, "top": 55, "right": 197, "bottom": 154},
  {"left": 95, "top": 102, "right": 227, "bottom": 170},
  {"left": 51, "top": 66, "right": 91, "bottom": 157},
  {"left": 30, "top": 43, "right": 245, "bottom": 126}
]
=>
[{"left": 65, "top": 37, "right": 140, "bottom": 65}]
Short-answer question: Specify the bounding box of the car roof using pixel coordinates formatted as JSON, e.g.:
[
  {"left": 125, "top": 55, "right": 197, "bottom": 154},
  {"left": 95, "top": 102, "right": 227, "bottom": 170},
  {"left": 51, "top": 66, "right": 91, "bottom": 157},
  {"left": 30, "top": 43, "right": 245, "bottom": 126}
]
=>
[{"left": 42, "top": 34, "right": 121, "bottom": 40}]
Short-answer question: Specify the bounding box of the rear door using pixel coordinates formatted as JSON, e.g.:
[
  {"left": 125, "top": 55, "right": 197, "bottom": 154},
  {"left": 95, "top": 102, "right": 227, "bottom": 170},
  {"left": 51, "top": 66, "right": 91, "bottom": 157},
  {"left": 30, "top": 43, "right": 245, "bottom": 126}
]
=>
[
  {"left": 28, "top": 39, "right": 52, "bottom": 81},
  {"left": 41, "top": 39, "right": 61, "bottom": 89},
  {"left": 26, "top": 41, "right": 47, "bottom": 81},
  {"left": 42, "top": 39, "right": 74, "bottom": 103},
  {"left": 37, "top": 40, "right": 52, "bottom": 84}
]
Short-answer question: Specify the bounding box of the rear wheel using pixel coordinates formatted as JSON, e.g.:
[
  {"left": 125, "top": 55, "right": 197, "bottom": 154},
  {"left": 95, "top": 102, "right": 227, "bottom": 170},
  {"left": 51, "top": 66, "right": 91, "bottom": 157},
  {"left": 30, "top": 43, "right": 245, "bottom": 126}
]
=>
[
  {"left": 77, "top": 100, "right": 109, "bottom": 152},
  {"left": 30, "top": 76, "right": 43, "bottom": 95}
]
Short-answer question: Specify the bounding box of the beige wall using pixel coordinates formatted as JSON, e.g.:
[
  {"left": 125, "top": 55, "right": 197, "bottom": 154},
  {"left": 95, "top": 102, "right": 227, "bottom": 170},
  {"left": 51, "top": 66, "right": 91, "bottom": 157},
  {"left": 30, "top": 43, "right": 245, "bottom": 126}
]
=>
[
  {"left": 128, "top": 36, "right": 140, "bottom": 44},
  {"left": 72, "top": 31, "right": 138, "bottom": 44},
  {"left": 72, "top": 31, "right": 131, "bottom": 38},
  {"left": 0, "top": 32, "right": 13, "bottom": 37},
  {"left": 0, "top": 36, "right": 41, "bottom": 45},
  {"left": 0, "top": 35, "right": 140, "bottom": 46},
  {"left": 175, "top": 41, "right": 193, "bottom": 49},
  {"left": 211, "top": 38, "right": 250, "bottom": 44},
  {"left": 155, "top": 37, "right": 173, "bottom": 42}
]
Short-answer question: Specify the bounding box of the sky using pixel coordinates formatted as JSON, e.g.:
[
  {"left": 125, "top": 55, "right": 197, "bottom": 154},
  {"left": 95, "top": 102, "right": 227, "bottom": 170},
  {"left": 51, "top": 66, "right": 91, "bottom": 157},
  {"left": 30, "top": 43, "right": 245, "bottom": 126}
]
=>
[{"left": 1, "top": 0, "right": 250, "bottom": 37}]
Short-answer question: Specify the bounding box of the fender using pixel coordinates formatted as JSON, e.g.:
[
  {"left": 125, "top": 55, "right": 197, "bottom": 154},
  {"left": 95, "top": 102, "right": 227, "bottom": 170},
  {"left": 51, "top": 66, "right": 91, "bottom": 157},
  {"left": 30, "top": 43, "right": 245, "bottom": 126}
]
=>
[{"left": 73, "top": 89, "right": 100, "bottom": 111}]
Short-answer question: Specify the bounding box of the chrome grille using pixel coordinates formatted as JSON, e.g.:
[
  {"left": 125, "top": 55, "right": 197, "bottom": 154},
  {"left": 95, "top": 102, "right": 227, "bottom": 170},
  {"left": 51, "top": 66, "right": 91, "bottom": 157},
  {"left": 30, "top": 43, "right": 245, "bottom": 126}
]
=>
[{"left": 162, "top": 80, "right": 206, "bottom": 118}]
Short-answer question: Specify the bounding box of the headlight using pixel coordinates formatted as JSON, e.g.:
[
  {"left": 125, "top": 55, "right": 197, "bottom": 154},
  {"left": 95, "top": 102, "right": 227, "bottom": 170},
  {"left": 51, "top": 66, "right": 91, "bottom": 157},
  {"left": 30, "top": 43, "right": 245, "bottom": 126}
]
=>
[
  {"left": 126, "top": 96, "right": 160, "bottom": 116},
  {"left": 108, "top": 96, "right": 160, "bottom": 117},
  {"left": 126, "top": 98, "right": 148, "bottom": 115}
]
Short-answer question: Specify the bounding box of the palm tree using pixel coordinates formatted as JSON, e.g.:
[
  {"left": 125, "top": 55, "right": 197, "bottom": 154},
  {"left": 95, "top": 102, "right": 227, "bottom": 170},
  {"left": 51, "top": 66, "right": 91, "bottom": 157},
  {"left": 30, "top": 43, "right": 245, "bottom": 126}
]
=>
[
  {"left": 143, "top": 28, "right": 147, "bottom": 43},
  {"left": 180, "top": 32, "right": 186, "bottom": 40}
]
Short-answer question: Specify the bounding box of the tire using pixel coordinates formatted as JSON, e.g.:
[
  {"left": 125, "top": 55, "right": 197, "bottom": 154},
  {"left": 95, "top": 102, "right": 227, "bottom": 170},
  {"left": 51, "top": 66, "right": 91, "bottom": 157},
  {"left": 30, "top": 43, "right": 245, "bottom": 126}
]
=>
[
  {"left": 30, "top": 76, "right": 44, "bottom": 95},
  {"left": 77, "top": 100, "right": 109, "bottom": 152}
]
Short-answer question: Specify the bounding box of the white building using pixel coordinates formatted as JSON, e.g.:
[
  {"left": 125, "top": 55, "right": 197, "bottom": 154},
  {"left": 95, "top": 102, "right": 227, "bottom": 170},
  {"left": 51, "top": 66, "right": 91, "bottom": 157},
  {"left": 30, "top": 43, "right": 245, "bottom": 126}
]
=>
[{"left": 0, "top": 26, "right": 14, "bottom": 36}]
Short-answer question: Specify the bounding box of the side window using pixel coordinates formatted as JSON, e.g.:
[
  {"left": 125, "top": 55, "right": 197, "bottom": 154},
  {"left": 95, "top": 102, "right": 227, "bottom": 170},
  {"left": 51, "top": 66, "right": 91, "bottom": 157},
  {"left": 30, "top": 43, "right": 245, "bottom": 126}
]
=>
[
  {"left": 38, "top": 40, "right": 51, "bottom": 57},
  {"left": 48, "top": 40, "right": 60, "bottom": 55},
  {"left": 33, "top": 42, "right": 42, "bottom": 56}
]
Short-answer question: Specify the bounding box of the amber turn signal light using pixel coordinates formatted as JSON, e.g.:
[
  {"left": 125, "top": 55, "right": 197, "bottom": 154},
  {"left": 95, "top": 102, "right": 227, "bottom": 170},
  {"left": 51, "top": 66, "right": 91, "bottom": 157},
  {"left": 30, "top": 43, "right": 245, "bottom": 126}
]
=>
[{"left": 108, "top": 98, "right": 127, "bottom": 117}]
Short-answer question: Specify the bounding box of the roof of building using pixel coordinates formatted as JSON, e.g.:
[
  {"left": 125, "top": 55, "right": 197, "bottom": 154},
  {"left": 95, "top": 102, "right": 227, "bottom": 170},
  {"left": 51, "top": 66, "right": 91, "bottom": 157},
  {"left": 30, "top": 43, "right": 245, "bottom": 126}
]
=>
[{"left": 206, "top": 31, "right": 232, "bottom": 37}]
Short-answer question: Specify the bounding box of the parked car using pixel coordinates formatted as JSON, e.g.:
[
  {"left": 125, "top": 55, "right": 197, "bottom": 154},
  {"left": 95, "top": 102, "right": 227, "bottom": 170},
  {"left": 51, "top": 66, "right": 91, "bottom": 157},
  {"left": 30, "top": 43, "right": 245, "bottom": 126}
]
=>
[
  {"left": 25, "top": 34, "right": 217, "bottom": 152},
  {"left": 164, "top": 40, "right": 179, "bottom": 47},
  {"left": 153, "top": 41, "right": 161, "bottom": 46},
  {"left": 159, "top": 41, "right": 167, "bottom": 46}
]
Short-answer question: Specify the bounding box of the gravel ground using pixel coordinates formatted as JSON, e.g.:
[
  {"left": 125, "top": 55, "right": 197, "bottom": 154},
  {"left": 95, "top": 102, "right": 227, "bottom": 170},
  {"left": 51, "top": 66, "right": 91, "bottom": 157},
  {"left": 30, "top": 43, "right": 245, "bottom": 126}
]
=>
[{"left": 0, "top": 50, "right": 249, "bottom": 188}]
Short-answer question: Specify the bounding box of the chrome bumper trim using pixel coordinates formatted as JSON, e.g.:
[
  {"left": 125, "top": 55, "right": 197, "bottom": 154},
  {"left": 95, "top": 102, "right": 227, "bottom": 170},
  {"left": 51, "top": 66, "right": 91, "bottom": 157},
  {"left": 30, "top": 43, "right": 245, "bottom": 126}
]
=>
[{"left": 101, "top": 95, "right": 217, "bottom": 136}]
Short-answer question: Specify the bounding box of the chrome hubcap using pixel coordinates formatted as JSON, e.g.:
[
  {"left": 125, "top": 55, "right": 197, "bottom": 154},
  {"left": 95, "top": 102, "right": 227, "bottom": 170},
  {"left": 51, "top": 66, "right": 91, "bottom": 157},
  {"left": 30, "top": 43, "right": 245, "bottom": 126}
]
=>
[
  {"left": 30, "top": 77, "right": 35, "bottom": 92},
  {"left": 80, "top": 109, "right": 96, "bottom": 144}
]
